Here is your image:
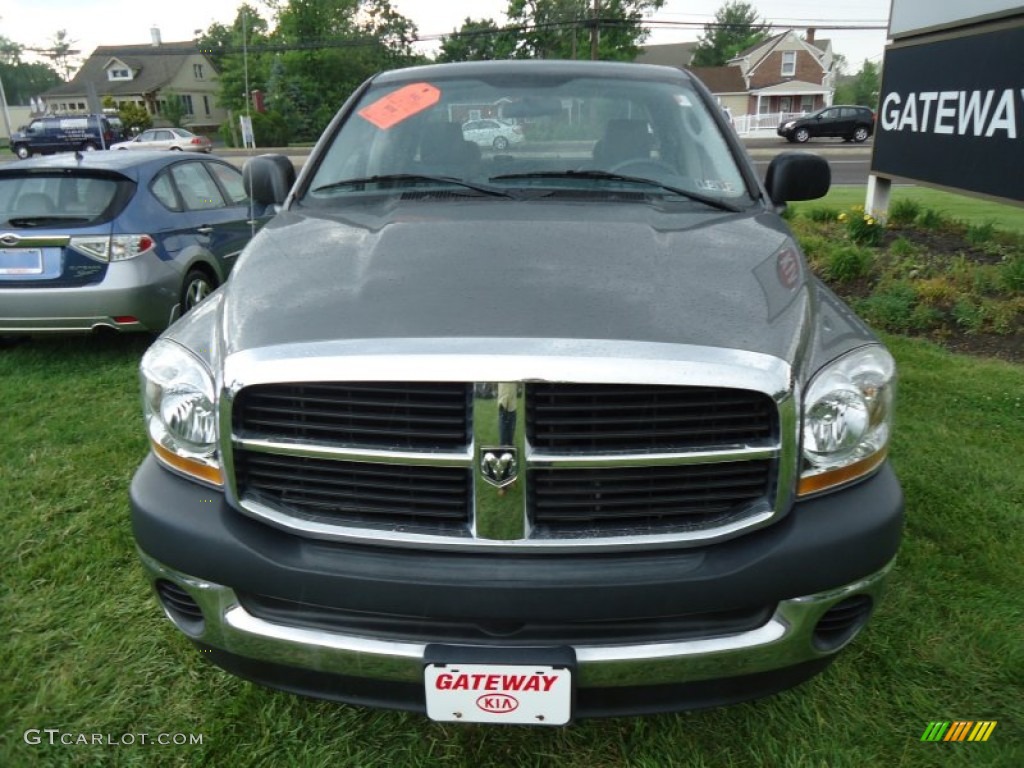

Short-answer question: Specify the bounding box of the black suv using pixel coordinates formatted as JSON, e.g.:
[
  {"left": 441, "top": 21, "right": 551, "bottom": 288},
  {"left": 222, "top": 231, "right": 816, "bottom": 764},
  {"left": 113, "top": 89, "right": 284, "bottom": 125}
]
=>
[
  {"left": 778, "top": 106, "right": 875, "bottom": 143},
  {"left": 10, "top": 114, "right": 121, "bottom": 159}
]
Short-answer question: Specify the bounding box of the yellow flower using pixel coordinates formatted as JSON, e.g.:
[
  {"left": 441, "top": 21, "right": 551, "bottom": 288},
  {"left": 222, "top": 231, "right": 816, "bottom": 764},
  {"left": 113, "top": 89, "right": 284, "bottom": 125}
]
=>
[
  {"left": 866, "top": 217, "right": 875, "bottom": 226},
  {"left": 838, "top": 213, "right": 848, "bottom": 222}
]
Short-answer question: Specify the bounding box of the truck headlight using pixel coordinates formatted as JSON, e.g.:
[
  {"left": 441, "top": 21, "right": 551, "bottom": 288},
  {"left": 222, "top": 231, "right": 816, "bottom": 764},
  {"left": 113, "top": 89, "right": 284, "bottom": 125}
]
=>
[
  {"left": 799, "top": 345, "right": 895, "bottom": 496},
  {"left": 140, "top": 339, "right": 223, "bottom": 487}
]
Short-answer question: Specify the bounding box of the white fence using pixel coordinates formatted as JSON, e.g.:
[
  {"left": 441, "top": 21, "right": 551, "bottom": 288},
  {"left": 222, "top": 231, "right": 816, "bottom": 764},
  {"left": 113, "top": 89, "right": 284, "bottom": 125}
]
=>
[{"left": 731, "top": 111, "right": 805, "bottom": 136}]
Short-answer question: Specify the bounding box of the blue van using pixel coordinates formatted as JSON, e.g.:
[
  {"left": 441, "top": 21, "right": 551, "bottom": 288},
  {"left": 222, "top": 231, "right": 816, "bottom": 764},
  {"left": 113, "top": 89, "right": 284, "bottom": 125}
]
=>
[{"left": 10, "top": 114, "right": 121, "bottom": 159}]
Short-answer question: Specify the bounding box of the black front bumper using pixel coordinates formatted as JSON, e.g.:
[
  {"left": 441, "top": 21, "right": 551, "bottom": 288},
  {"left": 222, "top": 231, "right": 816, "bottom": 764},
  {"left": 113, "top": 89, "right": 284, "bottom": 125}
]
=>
[{"left": 130, "top": 455, "right": 903, "bottom": 717}]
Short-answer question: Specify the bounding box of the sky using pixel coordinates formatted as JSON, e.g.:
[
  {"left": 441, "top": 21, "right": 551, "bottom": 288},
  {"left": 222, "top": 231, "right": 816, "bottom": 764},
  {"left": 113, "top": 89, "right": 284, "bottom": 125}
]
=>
[{"left": 0, "top": 0, "right": 892, "bottom": 72}]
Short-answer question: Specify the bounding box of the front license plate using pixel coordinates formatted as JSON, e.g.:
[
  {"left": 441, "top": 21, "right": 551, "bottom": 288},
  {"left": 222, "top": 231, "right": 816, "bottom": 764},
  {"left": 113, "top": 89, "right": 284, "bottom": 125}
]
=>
[
  {"left": 0, "top": 248, "right": 43, "bottom": 275},
  {"left": 425, "top": 663, "right": 572, "bottom": 725}
]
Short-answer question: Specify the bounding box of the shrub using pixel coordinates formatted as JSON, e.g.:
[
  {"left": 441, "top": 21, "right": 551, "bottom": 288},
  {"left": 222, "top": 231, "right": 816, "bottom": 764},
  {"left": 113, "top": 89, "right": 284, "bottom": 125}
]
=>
[
  {"left": 823, "top": 244, "right": 874, "bottom": 282},
  {"left": 252, "top": 111, "right": 292, "bottom": 148},
  {"left": 888, "top": 198, "right": 921, "bottom": 226},
  {"left": 914, "top": 277, "right": 958, "bottom": 308},
  {"left": 807, "top": 206, "right": 839, "bottom": 223},
  {"left": 917, "top": 207, "right": 948, "bottom": 229},
  {"left": 952, "top": 298, "right": 985, "bottom": 333},
  {"left": 909, "top": 303, "right": 944, "bottom": 332},
  {"left": 797, "top": 233, "right": 830, "bottom": 270},
  {"left": 838, "top": 207, "right": 885, "bottom": 246},
  {"left": 856, "top": 281, "right": 917, "bottom": 332},
  {"left": 966, "top": 221, "right": 997, "bottom": 245},
  {"left": 888, "top": 236, "right": 917, "bottom": 258},
  {"left": 1001, "top": 254, "right": 1024, "bottom": 292},
  {"left": 983, "top": 299, "right": 1019, "bottom": 335}
]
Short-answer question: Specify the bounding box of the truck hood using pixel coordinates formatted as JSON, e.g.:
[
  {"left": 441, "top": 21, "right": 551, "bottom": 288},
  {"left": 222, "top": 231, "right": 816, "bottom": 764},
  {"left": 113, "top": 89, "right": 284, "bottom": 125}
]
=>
[{"left": 220, "top": 199, "right": 812, "bottom": 363}]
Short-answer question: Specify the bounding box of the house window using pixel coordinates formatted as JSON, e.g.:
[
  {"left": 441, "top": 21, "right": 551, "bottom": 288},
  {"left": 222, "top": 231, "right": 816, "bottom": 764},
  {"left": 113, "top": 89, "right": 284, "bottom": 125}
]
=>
[
  {"left": 801, "top": 95, "right": 814, "bottom": 112},
  {"left": 108, "top": 68, "right": 131, "bottom": 81},
  {"left": 193, "top": 63, "right": 204, "bottom": 80},
  {"left": 781, "top": 51, "right": 796, "bottom": 77},
  {"left": 182, "top": 95, "right": 194, "bottom": 115},
  {"left": 203, "top": 95, "right": 210, "bottom": 115}
]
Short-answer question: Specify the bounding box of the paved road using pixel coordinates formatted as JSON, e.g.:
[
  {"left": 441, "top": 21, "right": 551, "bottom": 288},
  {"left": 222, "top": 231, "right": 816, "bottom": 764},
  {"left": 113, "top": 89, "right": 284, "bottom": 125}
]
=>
[
  {"left": 742, "top": 137, "right": 874, "bottom": 185},
  {"left": 219, "top": 137, "right": 875, "bottom": 185},
  {"left": 1, "top": 137, "right": 875, "bottom": 186}
]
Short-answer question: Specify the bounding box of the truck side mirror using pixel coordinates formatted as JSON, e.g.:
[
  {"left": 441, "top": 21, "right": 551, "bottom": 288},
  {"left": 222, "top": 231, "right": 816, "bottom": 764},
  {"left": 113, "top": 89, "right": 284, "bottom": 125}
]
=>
[
  {"left": 764, "top": 151, "right": 831, "bottom": 205},
  {"left": 243, "top": 154, "right": 296, "bottom": 207}
]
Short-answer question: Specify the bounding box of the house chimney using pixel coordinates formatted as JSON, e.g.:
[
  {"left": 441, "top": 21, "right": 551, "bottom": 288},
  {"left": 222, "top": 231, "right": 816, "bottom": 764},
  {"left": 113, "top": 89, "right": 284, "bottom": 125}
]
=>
[
  {"left": 151, "top": 27, "right": 162, "bottom": 46},
  {"left": 806, "top": 27, "right": 816, "bottom": 45}
]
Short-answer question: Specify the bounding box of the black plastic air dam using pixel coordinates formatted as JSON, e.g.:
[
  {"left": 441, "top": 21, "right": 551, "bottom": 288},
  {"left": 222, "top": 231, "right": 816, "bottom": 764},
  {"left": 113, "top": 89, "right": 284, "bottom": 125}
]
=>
[{"left": 131, "top": 455, "right": 903, "bottom": 624}]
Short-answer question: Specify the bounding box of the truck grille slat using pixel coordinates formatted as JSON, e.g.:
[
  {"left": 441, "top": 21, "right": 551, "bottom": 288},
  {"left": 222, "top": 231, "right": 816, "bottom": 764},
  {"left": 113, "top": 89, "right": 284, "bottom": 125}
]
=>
[
  {"left": 235, "top": 382, "right": 471, "bottom": 450},
  {"left": 527, "top": 383, "right": 775, "bottom": 451},
  {"left": 531, "top": 462, "right": 772, "bottom": 526},
  {"left": 236, "top": 451, "right": 471, "bottom": 527}
]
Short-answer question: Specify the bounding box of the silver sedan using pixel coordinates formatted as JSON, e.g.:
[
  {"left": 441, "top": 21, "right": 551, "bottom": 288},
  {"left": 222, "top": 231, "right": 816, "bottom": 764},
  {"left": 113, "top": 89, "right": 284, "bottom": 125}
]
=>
[{"left": 111, "top": 128, "right": 213, "bottom": 153}]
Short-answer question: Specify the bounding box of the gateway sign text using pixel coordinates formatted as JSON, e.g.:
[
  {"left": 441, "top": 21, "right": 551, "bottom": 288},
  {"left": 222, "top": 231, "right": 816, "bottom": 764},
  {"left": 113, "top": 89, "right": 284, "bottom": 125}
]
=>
[{"left": 880, "top": 89, "right": 1023, "bottom": 138}]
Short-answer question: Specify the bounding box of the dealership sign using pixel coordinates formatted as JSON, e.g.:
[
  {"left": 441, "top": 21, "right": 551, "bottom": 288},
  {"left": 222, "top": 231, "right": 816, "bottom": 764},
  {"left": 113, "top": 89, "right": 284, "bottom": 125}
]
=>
[{"left": 871, "top": 24, "right": 1024, "bottom": 202}]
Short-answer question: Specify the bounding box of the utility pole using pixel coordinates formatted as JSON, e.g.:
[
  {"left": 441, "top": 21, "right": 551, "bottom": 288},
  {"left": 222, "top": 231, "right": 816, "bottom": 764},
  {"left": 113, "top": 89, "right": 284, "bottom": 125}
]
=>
[
  {"left": 0, "top": 73, "right": 12, "bottom": 144},
  {"left": 590, "top": 0, "right": 601, "bottom": 60}
]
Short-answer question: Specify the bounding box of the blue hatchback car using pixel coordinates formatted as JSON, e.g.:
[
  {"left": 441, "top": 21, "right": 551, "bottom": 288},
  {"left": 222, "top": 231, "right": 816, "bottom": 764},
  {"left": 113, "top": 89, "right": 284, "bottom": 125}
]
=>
[{"left": 0, "top": 150, "right": 285, "bottom": 334}]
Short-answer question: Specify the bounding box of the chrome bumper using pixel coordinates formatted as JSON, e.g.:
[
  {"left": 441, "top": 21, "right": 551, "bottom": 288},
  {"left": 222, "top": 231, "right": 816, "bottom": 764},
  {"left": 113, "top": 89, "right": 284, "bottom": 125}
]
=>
[{"left": 138, "top": 549, "right": 893, "bottom": 689}]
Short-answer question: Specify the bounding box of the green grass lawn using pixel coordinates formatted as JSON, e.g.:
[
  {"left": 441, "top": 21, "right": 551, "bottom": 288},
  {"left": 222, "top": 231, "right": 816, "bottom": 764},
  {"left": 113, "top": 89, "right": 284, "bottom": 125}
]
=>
[
  {"left": 795, "top": 186, "right": 1024, "bottom": 234},
  {"left": 1, "top": 334, "right": 1021, "bottom": 767}
]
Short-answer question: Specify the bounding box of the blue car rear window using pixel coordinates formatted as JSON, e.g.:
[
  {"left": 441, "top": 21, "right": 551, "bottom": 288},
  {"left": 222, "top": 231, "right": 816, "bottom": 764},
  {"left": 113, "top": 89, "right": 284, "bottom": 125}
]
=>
[{"left": 0, "top": 173, "right": 132, "bottom": 227}]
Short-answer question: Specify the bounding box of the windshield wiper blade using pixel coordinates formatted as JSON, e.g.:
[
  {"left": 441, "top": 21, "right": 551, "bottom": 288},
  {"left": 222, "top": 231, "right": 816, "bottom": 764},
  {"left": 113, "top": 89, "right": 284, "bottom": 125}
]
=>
[
  {"left": 313, "top": 174, "right": 515, "bottom": 199},
  {"left": 489, "top": 170, "right": 744, "bottom": 212}
]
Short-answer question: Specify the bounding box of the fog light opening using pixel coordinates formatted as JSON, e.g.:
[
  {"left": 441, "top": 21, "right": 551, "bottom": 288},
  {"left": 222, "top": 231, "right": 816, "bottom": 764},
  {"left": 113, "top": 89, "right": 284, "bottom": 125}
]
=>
[
  {"left": 154, "top": 579, "right": 205, "bottom": 637},
  {"left": 812, "top": 595, "right": 873, "bottom": 652}
]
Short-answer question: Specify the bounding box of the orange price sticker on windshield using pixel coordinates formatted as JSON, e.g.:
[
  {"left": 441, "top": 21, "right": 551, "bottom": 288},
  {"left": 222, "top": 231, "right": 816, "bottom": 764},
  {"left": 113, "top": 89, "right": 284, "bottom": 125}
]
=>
[{"left": 358, "top": 83, "right": 441, "bottom": 130}]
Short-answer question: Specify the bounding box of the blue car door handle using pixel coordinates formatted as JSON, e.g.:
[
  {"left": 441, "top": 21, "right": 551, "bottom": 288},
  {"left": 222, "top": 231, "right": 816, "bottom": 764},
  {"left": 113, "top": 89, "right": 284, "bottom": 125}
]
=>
[{"left": 196, "top": 226, "right": 214, "bottom": 235}]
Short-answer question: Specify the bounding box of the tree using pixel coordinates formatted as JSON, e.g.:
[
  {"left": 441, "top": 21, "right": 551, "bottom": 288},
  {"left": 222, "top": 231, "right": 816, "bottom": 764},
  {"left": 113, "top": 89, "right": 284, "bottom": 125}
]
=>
[
  {"left": 438, "top": 18, "right": 516, "bottom": 62},
  {"left": 691, "top": 1, "right": 771, "bottom": 67},
  {"left": 118, "top": 103, "right": 152, "bottom": 134},
  {"left": 45, "top": 29, "right": 80, "bottom": 80},
  {"left": 264, "top": 0, "right": 420, "bottom": 140},
  {"left": 851, "top": 60, "right": 880, "bottom": 108},
  {"left": 0, "top": 35, "right": 22, "bottom": 65},
  {"left": 161, "top": 93, "right": 189, "bottom": 128},
  {"left": 197, "top": 4, "right": 272, "bottom": 115},
  {"left": 505, "top": 0, "right": 665, "bottom": 61},
  {"left": 0, "top": 36, "right": 62, "bottom": 106}
]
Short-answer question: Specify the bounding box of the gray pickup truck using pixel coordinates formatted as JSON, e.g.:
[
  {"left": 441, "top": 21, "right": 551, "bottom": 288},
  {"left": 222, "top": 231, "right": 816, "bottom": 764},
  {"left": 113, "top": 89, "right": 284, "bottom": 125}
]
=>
[{"left": 130, "top": 60, "right": 902, "bottom": 725}]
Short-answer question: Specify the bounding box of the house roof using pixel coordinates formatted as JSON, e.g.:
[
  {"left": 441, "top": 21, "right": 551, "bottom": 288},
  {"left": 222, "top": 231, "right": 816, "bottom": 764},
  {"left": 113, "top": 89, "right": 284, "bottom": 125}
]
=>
[
  {"left": 686, "top": 66, "right": 746, "bottom": 94},
  {"left": 751, "top": 80, "right": 830, "bottom": 95},
  {"left": 42, "top": 41, "right": 205, "bottom": 98},
  {"left": 635, "top": 42, "right": 699, "bottom": 69},
  {"left": 734, "top": 32, "right": 784, "bottom": 60},
  {"left": 732, "top": 30, "right": 829, "bottom": 65}
]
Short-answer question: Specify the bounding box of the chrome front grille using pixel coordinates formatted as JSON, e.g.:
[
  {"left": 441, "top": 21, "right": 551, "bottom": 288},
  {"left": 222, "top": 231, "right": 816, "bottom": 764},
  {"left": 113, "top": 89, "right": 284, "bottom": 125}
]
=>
[{"left": 224, "top": 343, "right": 794, "bottom": 551}]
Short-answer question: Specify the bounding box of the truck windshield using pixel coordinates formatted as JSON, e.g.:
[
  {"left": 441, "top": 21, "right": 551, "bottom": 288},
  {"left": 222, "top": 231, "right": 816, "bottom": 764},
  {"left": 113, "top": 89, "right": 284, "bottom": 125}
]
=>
[{"left": 306, "top": 69, "right": 751, "bottom": 204}]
